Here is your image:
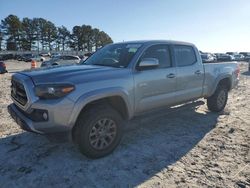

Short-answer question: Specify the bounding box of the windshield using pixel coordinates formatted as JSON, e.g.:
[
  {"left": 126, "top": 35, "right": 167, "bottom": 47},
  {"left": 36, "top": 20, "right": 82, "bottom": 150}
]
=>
[{"left": 83, "top": 43, "right": 142, "bottom": 68}]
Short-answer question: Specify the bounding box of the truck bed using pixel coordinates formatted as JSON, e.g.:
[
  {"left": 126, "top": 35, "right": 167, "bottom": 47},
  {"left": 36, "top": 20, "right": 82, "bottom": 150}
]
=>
[{"left": 202, "top": 61, "right": 239, "bottom": 97}]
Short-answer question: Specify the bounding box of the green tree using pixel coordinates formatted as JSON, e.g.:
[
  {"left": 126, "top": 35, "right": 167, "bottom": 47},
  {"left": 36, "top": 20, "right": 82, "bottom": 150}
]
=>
[
  {"left": 0, "top": 14, "right": 113, "bottom": 51},
  {"left": 21, "top": 17, "right": 36, "bottom": 50},
  {"left": 98, "top": 31, "right": 113, "bottom": 47},
  {"left": 44, "top": 21, "right": 57, "bottom": 51},
  {"left": 1, "top": 14, "right": 22, "bottom": 50},
  {"left": 0, "top": 27, "right": 3, "bottom": 50},
  {"left": 57, "top": 26, "right": 70, "bottom": 51},
  {"left": 91, "top": 28, "right": 101, "bottom": 50},
  {"left": 91, "top": 29, "right": 113, "bottom": 50},
  {"left": 71, "top": 25, "right": 82, "bottom": 51},
  {"left": 81, "top": 25, "right": 93, "bottom": 51},
  {"left": 6, "top": 38, "right": 17, "bottom": 50},
  {"left": 33, "top": 18, "right": 49, "bottom": 50},
  {"left": 70, "top": 25, "right": 114, "bottom": 52}
]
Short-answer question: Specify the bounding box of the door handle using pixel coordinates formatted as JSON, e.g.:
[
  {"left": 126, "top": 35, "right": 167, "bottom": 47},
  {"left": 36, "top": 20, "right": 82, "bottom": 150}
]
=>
[
  {"left": 166, "top": 73, "right": 176, "bottom": 78},
  {"left": 195, "top": 70, "right": 202, "bottom": 75}
]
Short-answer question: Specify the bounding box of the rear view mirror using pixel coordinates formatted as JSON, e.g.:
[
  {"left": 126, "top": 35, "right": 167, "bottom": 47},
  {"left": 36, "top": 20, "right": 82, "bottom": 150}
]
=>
[{"left": 138, "top": 58, "right": 159, "bottom": 70}]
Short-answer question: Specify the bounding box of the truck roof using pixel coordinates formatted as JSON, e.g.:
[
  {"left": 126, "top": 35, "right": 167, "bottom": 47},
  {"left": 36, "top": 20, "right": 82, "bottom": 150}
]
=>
[{"left": 115, "top": 40, "right": 195, "bottom": 46}]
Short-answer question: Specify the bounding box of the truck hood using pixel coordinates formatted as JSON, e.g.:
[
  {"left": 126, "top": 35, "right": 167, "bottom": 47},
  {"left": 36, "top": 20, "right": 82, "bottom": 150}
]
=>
[{"left": 18, "top": 64, "right": 129, "bottom": 84}]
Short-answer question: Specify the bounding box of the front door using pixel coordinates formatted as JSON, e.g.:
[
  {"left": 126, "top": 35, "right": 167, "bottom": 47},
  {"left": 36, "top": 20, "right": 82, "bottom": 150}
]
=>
[{"left": 134, "top": 44, "right": 177, "bottom": 113}]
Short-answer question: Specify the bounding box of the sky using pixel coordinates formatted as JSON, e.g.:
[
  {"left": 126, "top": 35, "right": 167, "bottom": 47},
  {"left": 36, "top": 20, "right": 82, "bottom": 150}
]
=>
[{"left": 0, "top": 0, "right": 250, "bottom": 52}]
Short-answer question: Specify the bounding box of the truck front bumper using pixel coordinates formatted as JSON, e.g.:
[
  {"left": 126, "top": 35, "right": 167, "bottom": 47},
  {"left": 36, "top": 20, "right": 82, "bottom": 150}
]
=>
[
  {"left": 8, "top": 104, "right": 43, "bottom": 134},
  {"left": 8, "top": 103, "right": 72, "bottom": 134}
]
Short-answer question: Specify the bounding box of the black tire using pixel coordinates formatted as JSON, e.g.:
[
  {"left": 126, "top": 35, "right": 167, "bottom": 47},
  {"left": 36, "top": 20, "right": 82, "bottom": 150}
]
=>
[
  {"left": 207, "top": 85, "right": 228, "bottom": 112},
  {"left": 73, "top": 104, "right": 123, "bottom": 158}
]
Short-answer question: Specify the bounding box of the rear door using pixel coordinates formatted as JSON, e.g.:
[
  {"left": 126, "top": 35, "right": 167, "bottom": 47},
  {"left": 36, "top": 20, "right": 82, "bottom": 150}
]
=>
[
  {"left": 134, "top": 44, "right": 177, "bottom": 113},
  {"left": 172, "top": 45, "right": 204, "bottom": 102}
]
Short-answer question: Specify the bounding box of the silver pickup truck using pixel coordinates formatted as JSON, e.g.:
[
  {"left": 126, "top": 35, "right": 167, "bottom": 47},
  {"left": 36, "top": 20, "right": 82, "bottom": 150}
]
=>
[{"left": 8, "top": 40, "right": 240, "bottom": 158}]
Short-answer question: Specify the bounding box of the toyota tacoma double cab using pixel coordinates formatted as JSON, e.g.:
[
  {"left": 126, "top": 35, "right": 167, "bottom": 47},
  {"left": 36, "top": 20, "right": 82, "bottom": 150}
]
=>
[{"left": 8, "top": 40, "right": 240, "bottom": 158}]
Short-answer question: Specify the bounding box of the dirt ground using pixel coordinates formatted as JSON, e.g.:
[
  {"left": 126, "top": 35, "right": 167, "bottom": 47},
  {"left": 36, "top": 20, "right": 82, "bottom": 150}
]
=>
[{"left": 0, "top": 60, "right": 249, "bottom": 188}]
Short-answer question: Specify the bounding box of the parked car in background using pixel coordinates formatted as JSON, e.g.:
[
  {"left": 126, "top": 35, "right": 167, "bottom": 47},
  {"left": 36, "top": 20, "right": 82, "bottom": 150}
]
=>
[
  {"left": 85, "top": 52, "right": 93, "bottom": 57},
  {"left": 79, "top": 53, "right": 94, "bottom": 63},
  {"left": 14, "top": 55, "right": 23, "bottom": 60},
  {"left": 0, "top": 61, "right": 7, "bottom": 74},
  {"left": 41, "top": 55, "right": 80, "bottom": 67},
  {"left": 32, "top": 55, "right": 45, "bottom": 62},
  {"left": 18, "top": 54, "right": 45, "bottom": 62},
  {"left": 19, "top": 54, "right": 34, "bottom": 62},
  {"left": 78, "top": 55, "right": 84, "bottom": 59},
  {"left": 226, "top": 52, "right": 244, "bottom": 61},
  {"left": 226, "top": 52, "right": 236, "bottom": 56},
  {"left": 39, "top": 52, "right": 51, "bottom": 57},
  {"left": 0, "top": 53, "right": 14, "bottom": 60},
  {"left": 211, "top": 53, "right": 217, "bottom": 61},
  {"left": 39, "top": 56, "right": 46, "bottom": 62},
  {"left": 234, "top": 54, "right": 244, "bottom": 61},
  {"left": 51, "top": 53, "right": 61, "bottom": 58},
  {"left": 239, "top": 52, "right": 250, "bottom": 61},
  {"left": 200, "top": 53, "right": 216, "bottom": 63},
  {"left": 215, "top": 53, "right": 234, "bottom": 61}
]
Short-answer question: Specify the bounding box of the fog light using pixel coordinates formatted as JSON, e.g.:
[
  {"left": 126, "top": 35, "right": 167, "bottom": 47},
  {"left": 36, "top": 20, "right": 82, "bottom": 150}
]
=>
[{"left": 42, "top": 112, "right": 48, "bottom": 120}]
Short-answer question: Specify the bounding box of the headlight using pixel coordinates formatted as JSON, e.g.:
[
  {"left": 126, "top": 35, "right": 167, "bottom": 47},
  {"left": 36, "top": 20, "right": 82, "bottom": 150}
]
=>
[{"left": 35, "top": 84, "right": 75, "bottom": 99}]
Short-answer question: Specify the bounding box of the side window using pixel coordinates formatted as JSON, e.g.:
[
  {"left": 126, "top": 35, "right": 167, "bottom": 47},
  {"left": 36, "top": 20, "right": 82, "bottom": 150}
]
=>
[
  {"left": 173, "top": 45, "right": 196, "bottom": 67},
  {"left": 140, "top": 44, "right": 171, "bottom": 68}
]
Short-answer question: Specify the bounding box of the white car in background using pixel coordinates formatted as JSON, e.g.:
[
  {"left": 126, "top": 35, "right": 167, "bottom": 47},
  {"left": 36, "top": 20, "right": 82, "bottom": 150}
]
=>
[
  {"left": 239, "top": 52, "right": 250, "bottom": 61},
  {"left": 226, "top": 52, "right": 244, "bottom": 61},
  {"left": 32, "top": 55, "right": 46, "bottom": 62},
  {"left": 41, "top": 55, "right": 80, "bottom": 67}
]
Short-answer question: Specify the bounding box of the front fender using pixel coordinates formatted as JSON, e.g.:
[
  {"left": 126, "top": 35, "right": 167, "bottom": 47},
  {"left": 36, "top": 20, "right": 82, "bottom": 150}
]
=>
[{"left": 67, "top": 87, "right": 133, "bottom": 128}]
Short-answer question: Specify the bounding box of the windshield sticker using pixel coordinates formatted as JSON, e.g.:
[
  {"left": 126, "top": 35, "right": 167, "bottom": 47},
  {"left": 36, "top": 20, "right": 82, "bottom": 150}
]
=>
[{"left": 128, "top": 48, "right": 138, "bottom": 53}]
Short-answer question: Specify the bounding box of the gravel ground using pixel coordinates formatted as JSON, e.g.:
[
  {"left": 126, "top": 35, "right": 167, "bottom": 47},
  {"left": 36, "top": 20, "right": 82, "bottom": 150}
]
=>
[{"left": 0, "top": 61, "right": 249, "bottom": 188}]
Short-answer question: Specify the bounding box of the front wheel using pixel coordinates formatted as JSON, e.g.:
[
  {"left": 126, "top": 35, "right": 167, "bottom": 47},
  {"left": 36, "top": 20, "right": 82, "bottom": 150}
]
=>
[
  {"left": 73, "top": 104, "right": 123, "bottom": 158},
  {"left": 207, "top": 86, "right": 228, "bottom": 112}
]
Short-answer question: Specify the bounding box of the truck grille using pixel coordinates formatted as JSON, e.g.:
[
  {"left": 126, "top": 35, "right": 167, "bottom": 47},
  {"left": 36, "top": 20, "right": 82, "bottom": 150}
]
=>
[{"left": 11, "top": 79, "right": 28, "bottom": 106}]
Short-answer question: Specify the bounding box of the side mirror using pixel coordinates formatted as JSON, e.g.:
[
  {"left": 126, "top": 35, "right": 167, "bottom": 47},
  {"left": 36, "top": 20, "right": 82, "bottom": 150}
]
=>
[{"left": 138, "top": 58, "right": 159, "bottom": 70}]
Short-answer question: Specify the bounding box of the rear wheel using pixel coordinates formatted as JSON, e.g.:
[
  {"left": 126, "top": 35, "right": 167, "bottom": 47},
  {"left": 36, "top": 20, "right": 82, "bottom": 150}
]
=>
[
  {"left": 73, "top": 104, "right": 123, "bottom": 158},
  {"left": 207, "top": 85, "right": 228, "bottom": 112}
]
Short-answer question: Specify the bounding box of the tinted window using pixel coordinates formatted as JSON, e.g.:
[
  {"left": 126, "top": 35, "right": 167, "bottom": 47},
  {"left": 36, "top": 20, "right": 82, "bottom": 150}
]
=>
[
  {"left": 173, "top": 45, "right": 196, "bottom": 67},
  {"left": 140, "top": 44, "right": 171, "bottom": 68}
]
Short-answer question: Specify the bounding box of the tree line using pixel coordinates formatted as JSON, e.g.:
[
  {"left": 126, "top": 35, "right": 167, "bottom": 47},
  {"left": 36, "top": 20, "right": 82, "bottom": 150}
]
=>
[{"left": 0, "top": 14, "right": 113, "bottom": 52}]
